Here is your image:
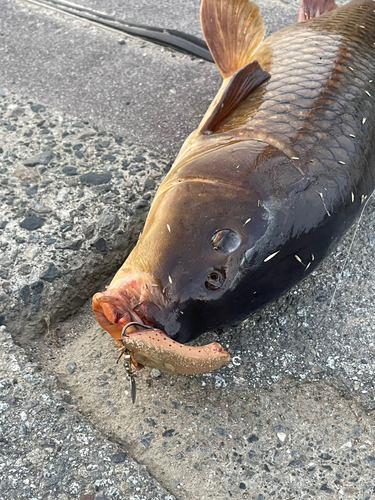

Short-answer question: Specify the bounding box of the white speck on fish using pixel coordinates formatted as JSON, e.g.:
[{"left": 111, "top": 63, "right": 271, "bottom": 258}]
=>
[
  {"left": 167, "top": 224, "right": 171, "bottom": 233},
  {"left": 359, "top": 25, "right": 366, "bottom": 29},
  {"left": 264, "top": 251, "right": 280, "bottom": 263},
  {"left": 316, "top": 191, "right": 331, "bottom": 217},
  {"left": 305, "top": 262, "right": 311, "bottom": 271},
  {"left": 362, "top": 117, "right": 367, "bottom": 124},
  {"left": 311, "top": 253, "right": 315, "bottom": 261},
  {"left": 349, "top": 134, "right": 356, "bottom": 137},
  {"left": 366, "top": 91, "right": 371, "bottom": 97},
  {"left": 351, "top": 192, "right": 355, "bottom": 202},
  {"left": 168, "top": 275, "right": 173, "bottom": 284},
  {"left": 295, "top": 255, "right": 305, "bottom": 266},
  {"left": 291, "top": 157, "right": 299, "bottom": 160},
  {"left": 338, "top": 161, "right": 346, "bottom": 165},
  {"left": 349, "top": 67, "right": 354, "bottom": 71},
  {"left": 369, "top": 80, "right": 373, "bottom": 83},
  {"left": 243, "top": 217, "right": 252, "bottom": 226}
]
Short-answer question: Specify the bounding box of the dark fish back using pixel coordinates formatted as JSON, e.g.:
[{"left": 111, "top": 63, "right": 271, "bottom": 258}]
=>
[{"left": 217, "top": 0, "right": 375, "bottom": 205}]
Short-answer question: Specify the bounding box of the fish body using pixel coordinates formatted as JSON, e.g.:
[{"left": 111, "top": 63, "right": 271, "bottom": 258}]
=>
[{"left": 93, "top": 0, "right": 375, "bottom": 373}]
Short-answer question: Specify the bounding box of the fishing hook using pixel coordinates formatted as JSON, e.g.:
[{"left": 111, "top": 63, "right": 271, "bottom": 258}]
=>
[
  {"left": 118, "top": 321, "right": 153, "bottom": 404},
  {"left": 121, "top": 321, "right": 153, "bottom": 338}
]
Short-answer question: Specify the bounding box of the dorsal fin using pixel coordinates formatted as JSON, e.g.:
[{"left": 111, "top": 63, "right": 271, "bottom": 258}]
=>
[
  {"left": 200, "top": 60, "right": 270, "bottom": 134},
  {"left": 200, "top": 0, "right": 265, "bottom": 78}
]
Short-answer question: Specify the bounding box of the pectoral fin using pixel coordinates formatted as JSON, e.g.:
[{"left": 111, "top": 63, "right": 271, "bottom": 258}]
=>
[
  {"left": 200, "top": 0, "right": 265, "bottom": 78},
  {"left": 200, "top": 60, "right": 270, "bottom": 134}
]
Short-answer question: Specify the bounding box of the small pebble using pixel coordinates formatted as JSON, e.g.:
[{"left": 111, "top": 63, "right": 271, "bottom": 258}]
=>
[
  {"left": 340, "top": 441, "right": 352, "bottom": 449},
  {"left": 80, "top": 172, "right": 112, "bottom": 186},
  {"left": 24, "top": 151, "right": 52, "bottom": 166},
  {"left": 40, "top": 263, "right": 61, "bottom": 282},
  {"left": 57, "top": 187, "right": 70, "bottom": 202},
  {"left": 62, "top": 166, "right": 77, "bottom": 176},
  {"left": 66, "top": 362, "right": 77, "bottom": 374},
  {"left": 150, "top": 369, "right": 161, "bottom": 379},
  {"left": 94, "top": 238, "right": 106, "bottom": 252},
  {"left": 25, "top": 245, "right": 40, "bottom": 260},
  {"left": 30, "top": 104, "right": 45, "bottom": 112},
  {"left": 20, "top": 215, "right": 45, "bottom": 231},
  {"left": 277, "top": 432, "right": 286, "bottom": 443}
]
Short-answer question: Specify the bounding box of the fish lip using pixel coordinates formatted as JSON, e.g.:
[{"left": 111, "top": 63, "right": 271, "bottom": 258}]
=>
[
  {"left": 92, "top": 291, "right": 156, "bottom": 341},
  {"left": 92, "top": 273, "right": 167, "bottom": 343}
]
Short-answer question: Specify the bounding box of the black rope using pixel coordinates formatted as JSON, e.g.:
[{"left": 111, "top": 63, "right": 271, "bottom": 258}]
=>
[{"left": 23, "top": 0, "right": 214, "bottom": 61}]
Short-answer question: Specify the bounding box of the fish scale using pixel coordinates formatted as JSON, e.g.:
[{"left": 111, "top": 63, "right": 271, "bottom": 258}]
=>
[
  {"left": 171, "top": 0, "right": 375, "bottom": 237},
  {"left": 219, "top": 1, "right": 375, "bottom": 192}
]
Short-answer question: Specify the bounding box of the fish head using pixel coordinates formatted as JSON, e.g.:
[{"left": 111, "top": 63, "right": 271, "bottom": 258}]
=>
[
  {"left": 92, "top": 181, "right": 259, "bottom": 341},
  {"left": 93, "top": 140, "right": 306, "bottom": 371},
  {"left": 105, "top": 141, "right": 303, "bottom": 337},
  {"left": 133, "top": 186, "right": 267, "bottom": 342}
]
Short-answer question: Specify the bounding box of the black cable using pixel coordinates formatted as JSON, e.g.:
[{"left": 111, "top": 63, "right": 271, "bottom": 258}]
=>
[{"left": 23, "top": 0, "right": 214, "bottom": 61}]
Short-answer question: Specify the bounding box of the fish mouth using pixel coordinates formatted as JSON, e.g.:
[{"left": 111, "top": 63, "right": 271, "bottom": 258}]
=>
[
  {"left": 92, "top": 272, "right": 230, "bottom": 374},
  {"left": 92, "top": 271, "right": 164, "bottom": 340},
  {"left": 92, "top": 291, "right": 152, "bottom": 342}
]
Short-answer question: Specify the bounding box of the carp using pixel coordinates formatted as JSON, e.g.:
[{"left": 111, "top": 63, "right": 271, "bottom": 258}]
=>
[{"left": 93, "top": 0, "right": 375, "bottom": 375}]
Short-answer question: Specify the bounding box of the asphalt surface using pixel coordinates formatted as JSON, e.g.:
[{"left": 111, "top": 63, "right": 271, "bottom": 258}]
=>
[
  {"left": 2, "top": 0, "right": 375, "bottom": 498},
  {"left": 1, "top": 0, "right": 299, "bottom": 159}
]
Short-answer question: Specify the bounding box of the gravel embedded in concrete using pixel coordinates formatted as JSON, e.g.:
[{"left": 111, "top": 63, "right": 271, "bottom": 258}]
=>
[{"left": 0, "top": 88, "right": 169, "bottom": 340}]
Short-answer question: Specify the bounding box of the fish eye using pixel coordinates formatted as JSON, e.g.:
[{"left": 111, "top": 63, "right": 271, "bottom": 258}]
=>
[
  {"left": 211, "top": 229, "right": 241, "bottom": 254},
  {"left": 205, "top": 269, "right": 226, "bottom": 291}
]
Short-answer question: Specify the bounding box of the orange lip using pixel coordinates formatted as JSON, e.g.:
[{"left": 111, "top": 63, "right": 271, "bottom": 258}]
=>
[{"left": 92, "top": 292, "right": 132, "bottom": 341}]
